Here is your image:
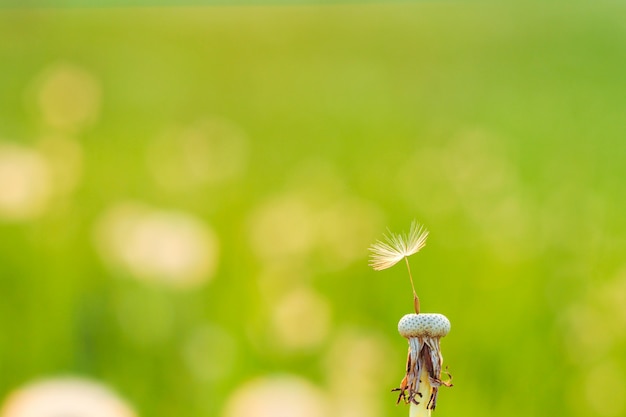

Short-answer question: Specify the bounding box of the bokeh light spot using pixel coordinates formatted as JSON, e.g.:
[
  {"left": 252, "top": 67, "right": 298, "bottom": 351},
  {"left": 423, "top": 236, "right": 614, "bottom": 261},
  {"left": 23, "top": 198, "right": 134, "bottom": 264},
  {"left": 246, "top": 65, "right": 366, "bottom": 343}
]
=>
[
  {"left": 270, "top": 287, "right": 331, "bottom": 351},
  {"left": 94, "top": 202, "right": 219, "bottom": 289},
  {"left": 222, "top": 376, "right": 329, "bottom": 417},
  {"left": 147, "top": 118, "right": 248, "bottom": 191},
  {"left": 324, "top": 329, "right": 396, "bottom": 417},
  {"left": 32, "top": 63, "right": 101, "bottom": 132},
  {"left": 317, "top": 197, "right": 383, "bottom": 268},
  {"left": 398, "top": 131, "right": 536, "bottom": 263},
  {"left": 248, "top": 195, "right": 316, "bottom": 261},
  {"left": 0, "top": 377, "right": 136, "bottom": 417},
  {"left": 584, "top": 361, "right": 625, "bottom": 417},
  {"left": 0, "top": 142, "right": 52, "bottom": 221},
  {"left": 248, "top": 184, "right": 382, "bottom": 270}
]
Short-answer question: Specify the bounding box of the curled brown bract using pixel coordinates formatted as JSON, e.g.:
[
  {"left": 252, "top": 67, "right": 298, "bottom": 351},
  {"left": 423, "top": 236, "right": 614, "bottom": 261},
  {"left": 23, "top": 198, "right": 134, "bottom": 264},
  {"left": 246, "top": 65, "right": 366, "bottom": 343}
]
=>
[{"left": 393, "top": 337, "right": 452, "bottom": 410}]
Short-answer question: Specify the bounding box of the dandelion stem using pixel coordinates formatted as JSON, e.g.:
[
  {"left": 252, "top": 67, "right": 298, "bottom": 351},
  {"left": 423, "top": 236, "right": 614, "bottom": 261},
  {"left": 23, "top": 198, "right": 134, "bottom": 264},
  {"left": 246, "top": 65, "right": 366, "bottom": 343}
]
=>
[
  {"left": 404, "top": 257, "right": 420, "bottom": 314},
  {"left": 409, "top": 367, "right": 433, "bottom": 417}
]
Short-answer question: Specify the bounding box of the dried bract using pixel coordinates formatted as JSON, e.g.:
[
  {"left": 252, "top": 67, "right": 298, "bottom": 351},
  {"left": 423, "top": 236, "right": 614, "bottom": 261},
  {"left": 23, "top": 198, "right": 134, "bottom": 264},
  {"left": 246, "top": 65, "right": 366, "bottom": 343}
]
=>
[{"left": 394, "top": 314, "right": 452, "bottom": 416}]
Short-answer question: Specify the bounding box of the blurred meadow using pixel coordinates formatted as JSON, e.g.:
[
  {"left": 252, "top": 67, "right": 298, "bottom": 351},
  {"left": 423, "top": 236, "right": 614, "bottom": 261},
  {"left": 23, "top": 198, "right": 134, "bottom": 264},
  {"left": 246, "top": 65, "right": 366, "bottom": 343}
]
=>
[{"left": 0, "top": 1, "right": 625, "bottom": 417}]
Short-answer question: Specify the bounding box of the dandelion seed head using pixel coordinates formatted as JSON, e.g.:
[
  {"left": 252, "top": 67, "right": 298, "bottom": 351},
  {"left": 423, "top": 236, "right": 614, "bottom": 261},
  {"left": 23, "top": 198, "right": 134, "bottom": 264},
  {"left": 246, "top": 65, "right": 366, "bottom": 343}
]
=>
[
  {"left": 398, "top": 313, "right": 450, "bottom": 339},
  {"left": 395, "top": 313, "right": 452, "bottom": 412},
  {"left": 368, "top": 221, "right": 428, "bottom": 271}
]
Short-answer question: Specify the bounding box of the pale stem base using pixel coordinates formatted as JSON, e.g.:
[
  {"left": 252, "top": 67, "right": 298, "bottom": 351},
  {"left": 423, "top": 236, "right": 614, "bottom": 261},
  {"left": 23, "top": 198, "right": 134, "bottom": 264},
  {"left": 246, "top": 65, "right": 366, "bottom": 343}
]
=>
[{"left": 409, "top": 367, "right": 432, "bottom": 417}]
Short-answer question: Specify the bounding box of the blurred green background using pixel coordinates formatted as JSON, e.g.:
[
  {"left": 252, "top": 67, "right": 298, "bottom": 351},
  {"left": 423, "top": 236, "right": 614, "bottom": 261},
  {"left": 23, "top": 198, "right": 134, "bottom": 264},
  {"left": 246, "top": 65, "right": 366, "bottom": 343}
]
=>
[{"left": 0, "top": 1, "right": 625, "bottom": 417}]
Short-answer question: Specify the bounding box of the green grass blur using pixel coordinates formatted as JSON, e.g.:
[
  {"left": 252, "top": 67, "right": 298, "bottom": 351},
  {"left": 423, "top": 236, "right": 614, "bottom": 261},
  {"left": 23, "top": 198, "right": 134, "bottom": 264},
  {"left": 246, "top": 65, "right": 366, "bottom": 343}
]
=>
[{"left": 0, "top": 2, "right": 625, "bottom": 417}]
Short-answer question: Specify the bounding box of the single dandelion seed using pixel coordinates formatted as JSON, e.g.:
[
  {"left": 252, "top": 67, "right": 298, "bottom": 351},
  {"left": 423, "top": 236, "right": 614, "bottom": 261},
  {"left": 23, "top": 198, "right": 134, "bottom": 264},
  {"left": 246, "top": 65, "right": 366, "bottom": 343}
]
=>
[
  {"left": 394, "top": 313, "right": 452, "bottom": 417},
  {"left": 368, "top": 220, "right": 428, "bottom": 313}
]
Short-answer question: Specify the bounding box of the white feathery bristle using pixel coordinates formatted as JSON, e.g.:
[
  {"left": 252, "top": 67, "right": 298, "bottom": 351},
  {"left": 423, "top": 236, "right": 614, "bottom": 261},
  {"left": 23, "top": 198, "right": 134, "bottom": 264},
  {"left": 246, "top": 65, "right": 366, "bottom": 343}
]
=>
[{"left": 398, "top": 313, "right": 450, "bottom": 338}]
